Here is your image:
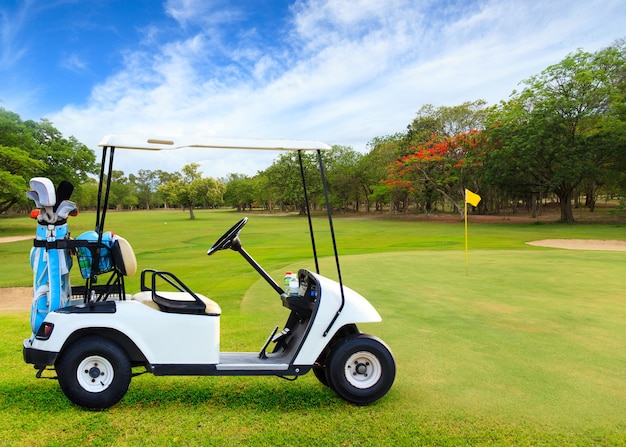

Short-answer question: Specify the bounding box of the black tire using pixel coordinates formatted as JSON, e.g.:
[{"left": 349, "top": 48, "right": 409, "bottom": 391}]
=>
[
  {"left": 326, "top": 334, "right": 395, "bottom": 404},
  {"left": 313, "top": 364, "right": 330, "bottom": 387},
  {"left": 312, "top": 348, "right": 331, "bottom": 387},
  {"left": 56, "top": 336, "right": 131, "bottom": 409}
]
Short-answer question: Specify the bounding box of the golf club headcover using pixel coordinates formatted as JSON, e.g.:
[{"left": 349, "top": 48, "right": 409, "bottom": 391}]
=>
[
  {"left": 29, "top": 178, "right": 56, "bottom": 207},
  {"left": 53, "top": 180, "right": 74, "bottom": 212},
  {"left": 26, "top": 190, "right": 42, "bottom": 208},
  {"left": 55, "top": 200, "right": 77, "bottom": 219}
]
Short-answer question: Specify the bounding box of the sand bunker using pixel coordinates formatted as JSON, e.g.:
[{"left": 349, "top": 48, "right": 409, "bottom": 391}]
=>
[
  {"left": 526, "top": 239, "right": 626, "bottom": 251},
  {"left": 0, "top": 235, "right": 32, "bottom": 243}
]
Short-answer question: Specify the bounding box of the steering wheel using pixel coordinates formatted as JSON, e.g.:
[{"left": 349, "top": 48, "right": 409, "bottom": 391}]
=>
[{"left": 207, "top": 217, "right": 248, "bottom": 256}]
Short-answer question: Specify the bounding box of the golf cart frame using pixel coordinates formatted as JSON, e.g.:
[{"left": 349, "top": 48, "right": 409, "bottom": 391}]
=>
[{"left": 23, "top": 135, "right": 395, "bottom": 409}]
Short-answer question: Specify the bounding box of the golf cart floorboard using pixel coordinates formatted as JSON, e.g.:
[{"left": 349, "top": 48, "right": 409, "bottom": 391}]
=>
[
  {"left": 149, "top": 352, "right": 310, "bottom": 377},
  {"left": 217, "top": 352, "right": 288, "bottom": 370}
]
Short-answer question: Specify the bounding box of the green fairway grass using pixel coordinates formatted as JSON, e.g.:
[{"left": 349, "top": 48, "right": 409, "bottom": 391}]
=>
[{"left": 1, "top": 210, "right": 625, "bottom": 445}]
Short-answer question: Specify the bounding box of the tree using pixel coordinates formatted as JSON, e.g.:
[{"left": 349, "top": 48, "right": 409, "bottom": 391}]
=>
[
  {"left": 223, "top": 174, "right": 255, "bottom": 211},
  {"left": 132, "top": 170, "right": 156, "bottom": 209},
  {"left": 157, "top": 163, "right": 225, "bottom": 219},
  {"left": 0, "top": 109, "right": 42, "bottom": 212},
  {"left": 323, "top": 146, "right": 363, "bottom": 212},
  {"left": 0, "top": 107, "right": 97, "bottom": 213},
  {"left": 261, "top": 152, "right": 320, "bottom": 213},
  {"left": 385, "top": 130, "right": 487, "bottom": 217},
  {"left": 407, "top": 100, "right": 489, "bottom": 142},
  {"left": 198, "top": 177, "right": 226, "bottom": 209},
  {"left": 0, "top": 146, "right": 45, "bottom": 213},
  {"left": 251, "top": 172, "right": 276, "bottom": 212},
  {"left": 487, "top": 43, "right": 626, "bottom": 222},
  {"left": 24, "top": 118, "right": 96, "bottom": 186},
  {"left": 381, "top": 101, "right": 490, "bottom": 214},
  {"left": 362, "top": 134, "right": 406, "bottom": 212},
  {"left": 128, "top": 169, "right": 176, "bottom": 209},
  {"left": 107, "top": 170, "right": 138, "bottom": 210},
  {"left": 73, "top": 178, "right": 99, "bottom": 210},
  {"left": 177, "top": 163, "right": 203, "bottom": 219}
]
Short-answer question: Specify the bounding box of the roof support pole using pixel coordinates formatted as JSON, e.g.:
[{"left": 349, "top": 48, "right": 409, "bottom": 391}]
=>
[
  {"left": 317, "top": 149, "right": 345, "bottom": 336},
  {"left": 298, "top": 150, "right": 320, "bottom": 274}
]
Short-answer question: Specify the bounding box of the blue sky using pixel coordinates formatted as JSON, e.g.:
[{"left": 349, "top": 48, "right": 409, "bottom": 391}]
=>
[{"left": 1, "top": 0, "right": 625, "bottom": 177}]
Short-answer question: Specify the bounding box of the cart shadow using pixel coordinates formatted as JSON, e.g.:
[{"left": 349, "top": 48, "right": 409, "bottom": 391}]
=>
[
  {"left": 1, "top": 380, "right": 76, "bottom": 410},
  {"left": 123, "top": 375, "right": 341, "bottom": 410},
  {"left": 2, "top": 376, "right": 341, "bottom": 412}
]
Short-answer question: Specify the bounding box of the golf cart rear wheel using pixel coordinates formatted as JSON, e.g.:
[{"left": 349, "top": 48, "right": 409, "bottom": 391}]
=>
[
  {"left": 56, "top": 336, "right": 131, "bottom": 409},
  {"left": 326, "top": 334, "right": 395, "bottom": 404}
]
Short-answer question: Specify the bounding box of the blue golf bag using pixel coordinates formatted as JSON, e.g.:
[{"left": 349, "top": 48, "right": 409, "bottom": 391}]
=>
[{"left": 27, "top": 178, "right": 76, "bottom": 334}]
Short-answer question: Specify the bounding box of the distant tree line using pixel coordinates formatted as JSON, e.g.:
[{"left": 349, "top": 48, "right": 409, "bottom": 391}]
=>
[{"left": 2, "top": 40, "right": 625, "bottom": 222}]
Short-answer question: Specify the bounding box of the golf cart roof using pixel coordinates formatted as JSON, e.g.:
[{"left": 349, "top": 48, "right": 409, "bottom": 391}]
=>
[{"left": 98, "top": 135, "right": 331, "bottom": 151}]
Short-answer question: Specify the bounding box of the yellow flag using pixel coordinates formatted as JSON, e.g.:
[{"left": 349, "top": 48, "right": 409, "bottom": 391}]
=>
[{"left": 465, "top": 189, "right": 481, "bottom": 207}]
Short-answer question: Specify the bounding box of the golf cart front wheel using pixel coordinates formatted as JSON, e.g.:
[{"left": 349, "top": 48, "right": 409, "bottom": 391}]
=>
[
  {"left": 313, "top": 364, "right": 330, "bottom": 387},
  {"left": 56, "top": 336, "right": 131, "bottom": 409},
  {"left": 326, "top": 334, "right": 395, "bottom": 404}
]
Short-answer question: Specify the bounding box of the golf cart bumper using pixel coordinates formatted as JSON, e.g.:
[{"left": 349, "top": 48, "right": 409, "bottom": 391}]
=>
[{"left": 23, "top": 340, "right": 58, "bottom": 367}]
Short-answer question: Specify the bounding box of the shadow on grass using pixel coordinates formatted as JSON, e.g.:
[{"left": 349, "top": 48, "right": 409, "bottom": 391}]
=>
[
  {"left": 122, "top": 375, "right": 341, "bottom": 411},
  {"left": 0, "top": 380, "right": 74, "bottom": 411},
  {"left": 1, "top": 374, "right": 343, "bottom": 412}
]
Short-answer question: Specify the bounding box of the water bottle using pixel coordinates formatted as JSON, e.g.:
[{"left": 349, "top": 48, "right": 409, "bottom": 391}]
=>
[
  {"left": 284, "top": 271, "right": 292, "bottom": 294},
  {"left": 289, "top": 273, "right": 299, "bottom": 297}
]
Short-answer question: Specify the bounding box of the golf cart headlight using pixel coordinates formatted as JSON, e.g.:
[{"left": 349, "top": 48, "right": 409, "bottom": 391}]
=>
[{"left": 35, "top": 322, "right": 54, "bottom": 340}]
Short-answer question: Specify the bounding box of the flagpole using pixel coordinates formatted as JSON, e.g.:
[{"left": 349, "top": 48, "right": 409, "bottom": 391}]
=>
[
  {"left": 464, "top": 188, "right": 481, "bottom": 277},
  {"left": 464, "top": 194, "right": 469, "bottom": 276}
]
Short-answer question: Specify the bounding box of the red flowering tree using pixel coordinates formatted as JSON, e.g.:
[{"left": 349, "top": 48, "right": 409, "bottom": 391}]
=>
[{"left": 383, "top": 130, "right": 486, "bottom": 216}]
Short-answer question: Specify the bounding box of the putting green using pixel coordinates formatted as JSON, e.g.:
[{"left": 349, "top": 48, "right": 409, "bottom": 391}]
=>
[{"left": 242, "top": 249, "right": 626, "bottom": 429}]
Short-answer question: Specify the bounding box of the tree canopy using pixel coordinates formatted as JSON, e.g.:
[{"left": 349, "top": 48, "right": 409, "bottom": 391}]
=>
[
  {"left": 378, "top": 41, "right": 626, "bottom": 221},
  {"left": 0, "top": 108, "right": 96, "bottom": 213},
  {"left": 157, "top": 163, "right": 225, "bottom": 219},
  {"left": 485, "top": 42, "right": 626, "bottom": 222}
]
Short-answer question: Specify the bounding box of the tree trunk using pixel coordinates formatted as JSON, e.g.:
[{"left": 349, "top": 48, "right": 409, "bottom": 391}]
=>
[
  {"left": 188, "top": 206, "right": 195, "bottom": 220},
  {"left": 557, "top": 188, "right": 575, "bottom": 223},
  {"left": 360, "top": 183, "right": 372, "bottom": 213},
  {"left": 585, "top": 184, "right": 598, "bottom": 212},
  {"left": 530, "top": 192, "right": 539, "bottom": 218}
]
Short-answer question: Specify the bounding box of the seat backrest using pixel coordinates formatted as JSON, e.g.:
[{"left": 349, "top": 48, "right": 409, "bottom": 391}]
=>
[{"left": 111, "top": 236, "right": 137, "bottom": 276}]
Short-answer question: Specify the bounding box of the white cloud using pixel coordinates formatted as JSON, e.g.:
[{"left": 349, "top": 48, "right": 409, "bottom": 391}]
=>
[
  {"left": 165, "top": 0, "right": 245, "bottom": 29},
  {"left": 47, "top": 0, "right": 626, "bottom": 178},
  {"left": 0, "top": 0, "right": 32, "bottom": 67},
  {"left": 59, "top": 53, "right": 88, "bottom": 73}
]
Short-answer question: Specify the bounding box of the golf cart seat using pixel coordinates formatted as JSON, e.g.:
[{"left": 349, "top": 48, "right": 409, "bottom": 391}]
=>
[
  {"left": 132, "top": 269, "right": 221, "bottom": 316},
  {"left": 132, "top": 290, "right": 221, "bottom": 315},
  {"left": 71, "top": 232, "right": 138, "bottom": 302}
]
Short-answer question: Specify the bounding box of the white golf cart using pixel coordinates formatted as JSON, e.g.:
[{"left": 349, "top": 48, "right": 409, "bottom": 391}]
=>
[{"left": 23, "top": 135, "right": 395, "bottom": 409}]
